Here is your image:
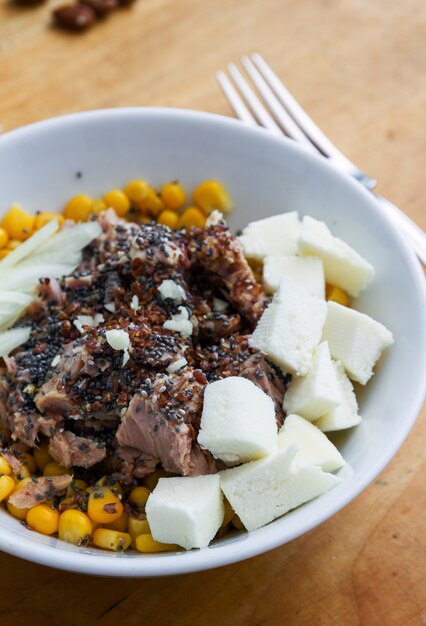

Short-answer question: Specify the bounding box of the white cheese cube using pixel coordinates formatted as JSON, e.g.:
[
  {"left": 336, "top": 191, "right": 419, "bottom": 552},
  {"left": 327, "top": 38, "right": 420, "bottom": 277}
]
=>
[
  {"left": 298, "top": 215, "right": 375, "bottom": 297},
  {"left": 146, "top": 474, "right": 224, "bottom": 550},
  {"left": 220, "top": 446, "right": 341, "bottom": 532},
  {"left": 283, "top": 341, "right": 341, "bottom": 420},
  {"left": 278, "top": 414, "right": 345, "bottom": 472},
  {"left": 250, "top": 277, "right": 327, "bottom": 376},
  {"left": 238, "top": 212, "right": 301, "bottom": 261},
  {"left": 263, "top": 255, "right": 325, "bottom": 298},
  {"left": 322, "top": 301, "right": 394, "bottom": 384},
  {"left": 198, "top": 377, "right": 277, "bottom": 464},
  {"left": 314, "top": 361, "right": 361, "bottom": 432}
]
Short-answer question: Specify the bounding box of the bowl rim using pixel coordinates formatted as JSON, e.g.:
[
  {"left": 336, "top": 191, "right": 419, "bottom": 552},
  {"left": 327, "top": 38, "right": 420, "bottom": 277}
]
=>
[{"left": 0, "top": 106, "right": 425, "bottom": 577}]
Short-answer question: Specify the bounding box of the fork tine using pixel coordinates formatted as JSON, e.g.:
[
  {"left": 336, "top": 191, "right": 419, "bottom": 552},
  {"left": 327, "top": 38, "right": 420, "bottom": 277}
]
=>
[
  {"left": 240, "top": 56, "right": 316, "bottom": 151},
  {"left": 227, "top": 63, "right": 282, "bottom": 135},
  {"left": 216, "top": 71, "right": 258, "bottom": 127}
]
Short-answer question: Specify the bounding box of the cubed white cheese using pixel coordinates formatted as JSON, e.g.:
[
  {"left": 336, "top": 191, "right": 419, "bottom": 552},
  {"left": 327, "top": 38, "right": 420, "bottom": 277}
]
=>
[
  {"left": 163, "top": 306, "right": 193, "bottom": 338},
  {"left": 197, "top": 377, "right": 278, "bottom": 465},
  {"left": 238, "top": 212, "right": 301, "bottom": 261},
  {"left": 158, "top": 279, "right": 186, "bottom": 303},
  {"left": 298, "top": 216, "right": 375, "bottom": 297},
  {"left": 263, "top": 255, "right": 325, "bottom": 298},
  {"left": 278, "top": 414, "right": 345, "bottom": 472},
  {"left": 220, "top": 445, "right": 341, "bottom": 532},
  {"left": 313, "top": 361, "right": 361, "bottom": 432},
  {"left": 322, "top": 301, "right": 394, "bottom": 385},
  {"left": 250, "top": 277, "right": 327, "bottom": 376},
  {"left": 146, "top": 474, "right": 224, "bottom": 550},
  {"left": 283, "top": 341, "right": 341, "bottom": 420}
]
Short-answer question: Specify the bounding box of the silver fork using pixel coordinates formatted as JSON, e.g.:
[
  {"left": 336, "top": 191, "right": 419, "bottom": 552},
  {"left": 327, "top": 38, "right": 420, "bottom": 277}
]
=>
[{"left": 217, "top": 53, "right": 426, "bottom": 265}]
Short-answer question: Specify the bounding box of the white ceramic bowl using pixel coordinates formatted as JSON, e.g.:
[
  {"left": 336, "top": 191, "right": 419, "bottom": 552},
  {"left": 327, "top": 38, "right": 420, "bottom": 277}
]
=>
[{"left": 0, "top": 108, "right": 425, "bottom": 577}]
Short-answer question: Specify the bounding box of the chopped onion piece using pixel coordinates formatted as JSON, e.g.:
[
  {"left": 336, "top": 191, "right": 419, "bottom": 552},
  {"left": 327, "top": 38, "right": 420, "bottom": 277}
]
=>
[
  {"left": 0, "top": 218, "right": 60, "bottom": 269},
  {"left": 0, "top": 264, "right": 75, "bottom": 293},
  {"left": 0, "top": 327, "right": 31, "bottom": 358},
  {"left": 105, "top": 329, "right": 131, "bottom": 367},
  {"left": 166, "top": 357, "right": 188, "bottom": 374}
]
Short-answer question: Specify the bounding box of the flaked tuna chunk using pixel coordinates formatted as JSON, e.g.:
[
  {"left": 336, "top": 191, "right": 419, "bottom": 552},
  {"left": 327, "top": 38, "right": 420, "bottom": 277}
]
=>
[
  {"left": 48, "top": 431, "right": 106, "bottom": 469},
  {"left": 9, "top": 474, "right": 72, "bottom": 509},
  {"left": 116, "top": 374, "right": 217, "bottom": 476},
  {"left": 11, "top": 412, "right": 40, "bottom": 446},
  {"left": 0, "top": 450, "right": 22, "bottom": 473},
  {"left": 130, "top": 223, "right": 190, "bottom": 270},
  {"left": 112, "top": 445, "right": 159, "bottom": 483},
  {"left": 39, "top": 277, "right": 66, "bottom": 306}
]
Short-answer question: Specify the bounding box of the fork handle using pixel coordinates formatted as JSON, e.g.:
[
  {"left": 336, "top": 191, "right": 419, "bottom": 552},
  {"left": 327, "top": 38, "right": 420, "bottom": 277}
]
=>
[{"left": 373, "top": 194, "right": 426, "bottom": 266}]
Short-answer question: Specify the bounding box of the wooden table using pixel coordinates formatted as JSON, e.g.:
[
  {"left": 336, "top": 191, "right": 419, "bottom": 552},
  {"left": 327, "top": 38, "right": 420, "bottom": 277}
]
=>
[{"left": 0, "top": 0, "right": 425, "bottom": 623}]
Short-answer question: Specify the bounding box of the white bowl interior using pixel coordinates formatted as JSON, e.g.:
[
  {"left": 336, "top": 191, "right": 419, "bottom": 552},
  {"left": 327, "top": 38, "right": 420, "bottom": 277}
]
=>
[{"left": 0, "top": 108, "right": 425, "bottom": 576}]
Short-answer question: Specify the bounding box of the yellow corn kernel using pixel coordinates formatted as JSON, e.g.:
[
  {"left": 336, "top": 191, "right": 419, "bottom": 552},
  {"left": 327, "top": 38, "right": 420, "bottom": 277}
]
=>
[
  {"left": 6, "top": 239, "right": 21, "bottom": 251},
  {"left": 15, "top": 465, "right": 31, "bottom": 480},
  {"left": 128, "top": 486, "right": 150, "bottom": 510},
  {"left": 160, "top": 182, "right": 186, "bottom": 211},
  {"left": 34, "top": 212, "right": 64, "bottom": 230},
  {"left": 124, "top": 179, "right": 150, "bottom": 205},
  {"left": 0, "top": 227, "right": 9, "bottom": 249},
  {"left": 58, "top": 509, "right": 92, "bottom": 546},
  {"left": 135, "top": 533, "right": 178, "bottom": 553},
  {"left": 143, "top": 468, "right": 175, "bottom": 492},
  {"left": 221, "top": 499, "right": 235, "bottom": 529},
  {"left": 128, "top": 516, "right": 150, "bottom": 546},
  {"left": 326, "top": 284, "right": 350, "bottom": 307},
  {"left": 193, "top": 180, "right": 232, "bottom": 214},
  {"left": 6, "top": 477, "right": 32, "bottom": 519},
  {"left": 26, "top": 504, "right": 59, "bottom": 535},
  {"left": 92, "top": 528, "right": 131, "bottom": 552},
  {"left": 87, "top": 486, "right": 123, "bottom": 524},
  {"left": 95, "top": 476, "right": 124, "bottom": 498},
  {"left": 2, "top": 205, "right": 35, "bottom": 241},
  {"left": 157, "top": 210, "right": 179, "bottom": 230},
  {"left": 104, "top": 512, "right": 129, "bottom": 533},
  {"left": 103, "top": 190, "right": 130, "bottom": 218},
  {"left": 136, "top": 186, "right": 164, "bottom": 217},
  {"left": 177, "top": 207, "right": 206, "bottom": 230},
  {"left": 0, "top": 456, "right": 12, "bottom": 476},
  {"left": 231, "top": 514, "right": 245, "bottom": 530},
  {"left": 91, "top": 199, "right": 107, "bottom": 215},
  {"left": 43, "top": 462, "right": 69, "bottom": 477},
  {"left": 64, "top": 195, "right": 93, "bottom": 222},
  {"left": 66, "top": 478, "right": 88, "bottom": 497},
  {"left": 0, "top": 249, "right": 10, "bottom": 259},
  {"left": 20, "top": 452, "right": 37, "bottom": 474},
  {"left": 0, "top": 475, "right": 15, "bottom": 501},
  {"left": 34, "top": 446, "right": 53, "bottom": 472}
]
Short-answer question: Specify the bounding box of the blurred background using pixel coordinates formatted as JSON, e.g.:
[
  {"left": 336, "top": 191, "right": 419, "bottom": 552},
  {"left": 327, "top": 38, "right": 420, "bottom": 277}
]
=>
[{"left": 0, "top": 1, "right": 425, "bottom": 624}]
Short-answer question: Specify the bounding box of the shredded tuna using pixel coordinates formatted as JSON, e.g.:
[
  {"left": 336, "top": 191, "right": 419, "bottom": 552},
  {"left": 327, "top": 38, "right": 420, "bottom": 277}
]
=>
[{"left": 9, "top": 475, "right": 72, "bottom": 508}]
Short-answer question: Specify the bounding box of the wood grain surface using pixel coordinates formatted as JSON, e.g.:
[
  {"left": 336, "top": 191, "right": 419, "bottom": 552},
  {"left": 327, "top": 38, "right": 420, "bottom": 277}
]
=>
[{"left": 0, "top": 0, "right": 425, "bottom": 624}]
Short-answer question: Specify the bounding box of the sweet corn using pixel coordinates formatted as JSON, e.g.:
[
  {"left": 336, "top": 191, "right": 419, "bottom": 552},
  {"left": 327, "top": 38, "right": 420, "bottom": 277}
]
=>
[
  {"left": 326, "top": 284, "right": 350, "bottom": 307},
  {"left": 20, "top": 452, "right": 36, "bottom": 474},
  {"left": 34, "top": 446, "right": 53, "bottom": 471},
  {"left": 221, "top": 498, "right": 235, "bottom": 529},
  {"left": 58, "top": 509, "right": 92, "bottom": 546},
  {"left": 6, "top": 477, "right": 32, "bottom": 520},
  {"left": 91, "top": 199, "right": 107, "bottom": 215},
  {"left": 87, "top": 486, "right": 123, "bottom": 524},
  {"left": 64, "top": 195, "right": 93, "bottom": 222},
  {"left": 128, "top": 516, "right": 150, "bottom": 547},
  {"left": 104, "top": 512, "right": 129, "bottom": 533},
  {"left": 0, "top": 227, "right": 9, "bottom": 249},
  {"left": 128, "top": 486, "right": 150, "bottom": 510},
  {"left": 43, "top": 462, "right": 69, "bottom": 477},
  {"left": 177, "top": 207, "right": 206, "bottom": 230},
  {"left": 26, "top": 504, "right": 59, "bottom": 536},
  {"left": 124, "top": 179, "right": 150, "bottom": 205},
  {"left": 95, "top": 475, "right": 124, "bottom": 498},
  {"left": 193, "top": 180, "right": 232, "bottom": 214},
  {"left": 136, "top": 186, "right": 164, "bottom": 217},
  {"left": 0, "top": 456, "right": 12, "bottom": 476},
  {"left": 143, "top": 468, "right": 174, "bottom": 492},
  {"left": 0, "top": 475, "right": 15, "bottom": 501},
  {"left": 66, "top": 478, "right": 88, "bottom": 497},
  {"left": 34, "top": 212, "right": 64, "bottom": 230},
  {"left": 6, "top": 239, "right": 21, "bottom": 251},
  {"left": 157, "top": 210, "right": 179, "bottom": 230},
  {"left": 103, "top": 190, "right": 130, "bottom": 218},
  {"left": 92, "top": 528, "right": 131, "bottom": 552},
  {"left": 160, "top": 182, "right": 186, "bottom": 210},
  {"left": 0, "top": 249, "right": 10, "bottom": 259},
  {"left": 231, "top": 514, "right": 245, "bottom": 530},
  {"left": 15, "top": 464, "right": 31, "bottom": 480},
  {"left": 2, "top": 204, "right": 35, "bottom": 241},
  {"left": 135, "top": 533, "right": 178, "bottom": 553}
]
